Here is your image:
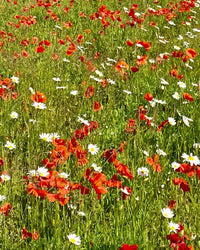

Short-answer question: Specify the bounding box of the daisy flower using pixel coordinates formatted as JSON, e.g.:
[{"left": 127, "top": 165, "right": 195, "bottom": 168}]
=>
[
  {"left": 77, "top": 116, "right": 89, "bottom": 126},
  {"left": 52, "top": 77, "right": 61, "bottom": 82},
  {"left": 174, "top": 45, "right": 181, "bottom": 50},
  {"left": 137, "top": 167, "right": 149, "bottom": 177},
  {"left": 171, "top": 162, "right": 180, "bottom": 170},
  {"left": 67, "top": 234, "right": 81, "bottom": 245},
  {"left": 88, "top": 144, "right": 99, "bottom": 155},
  {"left": 168, "top": 221, "right": 180, "bottom": 233},
  {"left": 27, "top": 170, "right": 38, "bottom": 177},
  {"left": 181, "top": 153, "right": 200, "bottom": 166},
  {"left": 1, "top": 174, "right": 11, "bottom": 181},
  {"left": 95, "top": 70, "right": 103, "bottom": 77},
  {"left": 161, "top": 208, "right": 174, "bottom": 218},
  {"left": 37, "top": 167, "right": 49, "bottom": 177},
  {"left": 58, "top": 172, "right": 69, "bottom": 179},
  {"left": 10, "top": 112, "right": 18, "bottom": 119},
  {"left": 11, "top": 76, "right": 19, "bottom": 84},
  {"left": 39, "top": 133, "right": 52, "bottom": 142},
  {"left": 168, "top": 117, "right": 176, "bottom": 125},
  {"left": 193, "top": 143, "right": 200, "bottom": 149},
  {"left": 77, "top": 211, "right": 86, "bottom": 216},
  {"left": 32, "top": 102, "right": 46, "bottom": 109},
  {"left": 182, "top": 116, "right": 193, "bottom": 127},
  {"left": 5, "top": 141, "right": 16, "bottom": 150},
  {"left": 156, "top": 149, "right": 167, "bottom": 156},
  {"left": 172, "top": 92, "right": 180, "bottom": 100},
  {"left": 0, "top": 195, "right": 6, "bottom": 202},
  {"left": 70, "top": 90, "right": 78, "bottom": 95},
  {"left": 177, "top": 81, "right": 186, "bottom": 88},
  {"left": 50, "top": 133, "right": 60, "bottom": 141},
  {"left": 91, "top": 163, "right": 102, "bottom": 172}
]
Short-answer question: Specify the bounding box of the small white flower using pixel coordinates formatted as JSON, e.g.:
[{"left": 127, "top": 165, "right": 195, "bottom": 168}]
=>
[
  {"left": 27, "top": 170, "right": 38, "bottom": 177},
  {"left": 123, "top": 90, "right": 132, "bottom": 94},
  {"left": 120, "top": 187, "right": 130, "bottom": 195},
  {"left": 50, "top": 133, "right": 60, "bottom": 141},
  {"left": 32, "top": 102, "right": 46, "bottom": 109},
  {"left": 156, "top": 149, "right": 167, "bottom": 156},
  {"left": 55, "top": 25, "right": 62, "bottom": 30},
  {"left": 29, "top": 87, "right": 35, "bottom": 94},
  {"left": 0, "top": 195, "right": 6, "bottom": 202},
  {"left": 10, "top": 111, "right": 18, "bottom": 119},
  {"left": 174, "top": 45, "right": 180, "bottom": 50},
  {"left": 181, "top": 153, "right": 200, "bottom": 166},
  {"left": 137, "top": 167, "right": 149, "bottom": 177},
  {"left": 58, "top": 172, "right": 69, "bottom": 179},
  {"left": 172, "top": 92, "right": 180, "bottom": 100},
  {"left": 5, "top": 141, "right": 16, "bottom": 150},
  {"left": 68, "top": 204, "right": 77, "bottom": 210},
  {"left": 56, "top": 86, "right": 67, "bottom": 89},
  {"left": 161, "top": 207, "right": 174, "bottom": 218},
  {"left": 52, "top": 77, "right": 61, "bottom": 82},
  {"left": 171, "top": 162, "right": 180, "bottom": 170},
  {"left": 63, "top": 58, "right": 70, "bottom": 62},
  {"left": 88, "top": 144, "right": 99, "bottom": 155},
  {"left": 168, "top": 221, "right": 180, "bottom": 233},
  {"left": 91, "top": 163, "right": 102, "bottom": 172},
  {"left": 193, "top": 143, "right": 200, "bottom": 149},
  {"left": 142, "top": 150, "right": 149, "bottom": 156},
  {"left": 177, "top": 81, "right": 186, "bottom": 88},
  {"left": 1, "top": 174, "right": 11, "bottom": 181},
  {"left": 77, "top": 211, "right": 86, "bottom": 216},
  {"left": 182, "top": 116, "right": 193, "bottom": 127},
  {"left": 67, "top": 234, "right": 81, "bottom": 245},
  {"left": 149, "top": 100, "right": 156, "bottom": 107},
  {"left": 37, "top": 167, "right": 49, "bottom": 177},
  {"left": 70, "top": 90, "right": 78, "bottom": 95},
  {"left": 107, "top": 79, "right": 116, "bottom": 85},
  {"left": 168, "top": 117, "right": 176, "bottom": 126},
  {"left": 168, "top": 21, "right": 176, "bottom": 26},
  {"left": 95, "top": 70, "right": 103, "bottom": 77},
  {"left": 39, "top": 133, "right": 52, "bottom": 142},
  {"left": 177, "top": 35, "right": 183, "bottom": 40},
  {"left": 29, "top": 119, "right": 37, "bottom": 124},
  {"left": 77, "top": 116, "right": 89, "bottom": 126},
  {"left": 11, "top": 76, "right": 19, "bottom": 84},
  {"left": 160, "top": 78, "right": 169, "bottom": 85}
]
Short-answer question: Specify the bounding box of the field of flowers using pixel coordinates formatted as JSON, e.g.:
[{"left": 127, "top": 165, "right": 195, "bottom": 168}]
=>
[{"left": 0, "top": 0, "right": 200, "bottom": 249}]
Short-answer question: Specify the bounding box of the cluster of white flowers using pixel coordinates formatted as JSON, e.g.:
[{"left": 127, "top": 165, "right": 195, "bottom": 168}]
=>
[{"left": 39, "top": 133, "right": 60, "bottom": 142}]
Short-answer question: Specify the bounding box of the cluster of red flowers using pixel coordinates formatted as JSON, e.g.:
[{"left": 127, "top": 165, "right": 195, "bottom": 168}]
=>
[{"left": 0, "top": 76, "right": 18, "bottom": 101}]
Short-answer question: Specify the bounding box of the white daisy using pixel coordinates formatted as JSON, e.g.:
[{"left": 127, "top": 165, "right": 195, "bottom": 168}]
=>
[
  {"left": 91, "top": 163, "right": 102, "bottom": 172},
  {"left": 27, "top": 170, "right": 38, "bottom": 177},
  {"left": 10, "top": 111, "right": 18, "bottom": 119},
  {"left": 177, "top": 81, "right": 186, "bottom": 88},
  {"left": 0, "top": 195, "right": 6, "bottom": 202},
  {"left": 11, "top": 76, "right": 19, "bottom": 84},
  {"left": 39, "top": 133, "right": 52, "bottom": 142},
  {"left": 156, "top": 149, "right": 167, "bottom": 156},
  {"left": 137, "top": 167, "right": 149, "bottom": 177},
  {"left": 168, "top": 117, "right": 176, "bottom": 126},
  {"left": 95, "top": 70, "right": 103, "bottom": 77},
  {"left": 58, "top": 172, "right": 69, "bottom": 179},
  {"left": 193, "top": 143, "right": 200, "bottom": 149},
  {"left": 77, "top": 211, "right": 86, "bottom": 216},
  {"left": 67, "top": 234, "right": 81, "bottom": 245},
  {"left": 171, "top": 162, "right": 180, "bottom": 170},
  {"left": 1, "top": 174, "right": 11, "bottom": 181},
  {"left": 161, "top": 207, "right": 174, "bottom": 218},
  {"left": 5, "top": 141, "right": 16, "bottom": 150},
  {"left": 172, "top": 92, "right": 180, "bottom": 100},
  {"left": 50, "top": 133, "right": 60, "bottom": 141},
  {"left": 182, "top": 116, "right": 193, "bottom": 127},
  {"left": 77, "top": 116, "right": 89, "bottom": 126},
  {"left": 174, "top": 45, "right": 180, "bottom": 50},
  {"left": 52, "top": 77, "right": 61, "bottom": 82},
  {"left": 32, "top": 102, "right": 46, "bottom": 109},
  {"left": 181, "top": 153, "right": 200, "bottom": 166},
  {"left": 88, "top": 144, "right": 99, "bottom": 155},
  {"left": 70, "top": 90, "right": 78, "bottom": 95},
  {"left": 168, "top": 221, "right": 180, "bottom": 233},
  {"left": 37, "top": 167, "right": 49, "bottom": 177},
  {"left": 142, "top": 150, "right": 149, "bottom": 156}
]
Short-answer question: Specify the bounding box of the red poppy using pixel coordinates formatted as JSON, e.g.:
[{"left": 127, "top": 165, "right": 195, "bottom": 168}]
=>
[
  {"left": 119, "top": 243, "right": 138, "bottom": 250},
  {"left": 0, "top": 202, "right": 11, "bottom": 216},
  {"left": 31, "top": 91, "right": 46, "bottom": 103},
  {"left": 168, "top": 200, "right": 176, "bottom": 210},
  {"left": 186, "top": 48, "right": 197, "bottom": 58},
  {"left": 22, "top": 228, "right": 38, "bottom": 240},
  {"left": 136, "top": 40, "right": 151, "bottom": 51},
  {"left": 144, "top": 93, "right": 153, "bottom": 101},
  {"left": 173, "top": 178, "right": 190, "bottom": 192},
  {"left": 94, "top": 101, "right": 102, "bottom": 111},
  {"left": 157, "top": 120, "right": 169, "bottom": 132},
  {"left": 130, "top": 66, "right": 139, "bottom": 73},
  {"left": 103, "top": 149, "right": 117, "bottom": 163},
  {"left": 183, "top": 92, "right": 194, "bottom": 102},
  {"left": 126, "top": 40, "right": 134, "bottom": 47},
  {"left": 114, "top": 160, "right": 133, "bottom": 180},
  {"left": 85, "top": 85, "right": 94, "bottom": 98},
  {"left": 147, "top": 154, "right": 162, "bottom": 172},
  {"left": 35, "top": 46, "right": 45, "bottom": 53}
]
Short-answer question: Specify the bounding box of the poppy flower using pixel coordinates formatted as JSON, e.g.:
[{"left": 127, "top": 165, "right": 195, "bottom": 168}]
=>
[
  {"left": 93, "top": 101, "right": 102, "bottom": 111},
  {"left": 22, "top": 228, "right": 38, "bottom": 240},
  {"left": 144, "top": 93, "right": 153, "bottom": 101},
  {"left": 126, "top": 40, "right": 134, "bottom": 47},
  {"left": 157, "top": 120, "right": 169, "bottom": 132},
  {"left": 85, "top": 85, "right": 94, "bottom": 98},
  {"left": 119, "top": 243, "right": 138, "bottom": 250},
  {"left": 186, "top": 48, "right": 197, "bottom": 58},
  {"left": 35, "top": 46, "right": 45, "bottom": 53},
  {"left": 103, "top": 149, "right": 117, "bottom": 163},
  {"left": 147, "top": 154, "right": 162, "bottom": 172},
  {"left": 0, "top": 202, "right": 11, "bottom": 215},
  {"left": 183, "top": 92, "right": 194, "bottom": 102},
  {"left": 31, "top": 91, "right": 46, "bottom": 103}
]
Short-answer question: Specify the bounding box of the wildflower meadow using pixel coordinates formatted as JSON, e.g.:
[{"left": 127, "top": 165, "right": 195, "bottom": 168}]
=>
[{"left": 0, "top": 0, "right": 200, "bottom": 249}]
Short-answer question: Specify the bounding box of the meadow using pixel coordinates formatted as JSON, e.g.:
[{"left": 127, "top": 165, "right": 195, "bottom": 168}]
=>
[{"left": 0, "top": 0, "right": 200, "bottom": 249}]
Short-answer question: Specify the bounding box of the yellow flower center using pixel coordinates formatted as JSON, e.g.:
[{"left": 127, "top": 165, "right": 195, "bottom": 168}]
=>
[
  {"left": 40, "top": 173, "right": 44, "bottom": 176},
  {"left": 141, "top": 170, "right": 145, "bottom": 174},
  {"left": 90, "top": 148, "right": 95, "bottom": 152},
  {"left": 188, "top": 156, "right": 194, "bottom": 161},
  {"left": 171, "top": 226, "right": 175, "bottom": 230},
  {"left": 8, "top": 145, "right": 13, "bottom": 149},
  {"left": 70, "top": 238, "right": 76, "bottom": 243},
  {"left": 164, "top": 214, "right": 168, "bottom": 217},
  {"left": 4, "top": 177, "right": 8, "bottom": 180},
  {"left": 43, "top": 137, "right": 48, "bottom": 141}
]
